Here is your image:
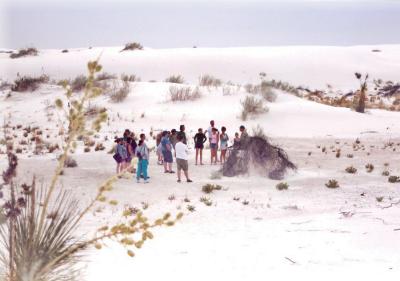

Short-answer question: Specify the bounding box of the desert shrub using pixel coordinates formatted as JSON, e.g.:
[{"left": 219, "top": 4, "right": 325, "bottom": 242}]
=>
[
  {"left": 376, "top": 196, "right": 384, "bottom": 202},
  {"left": 11, "top": 75, "right": 49, "bottom": 92},
  {"left": 95, "top": 143, "right": 105, "bottom": 151},
  {"left": 276, "top": 182, "right": 289, "bottom": 190},
  {"left": 169, "top": 86, "right": 201, "bottom": 102},
  {"left": 121, "top": 42, "right": 143, "bottom": 51},
  {"left": 388, "top": 176, "right": 400, "bottom": 183},
  {"left": 71, "top": 75, "right": 88, "bottom": 92},
  {"left": 252, "top": 125, "right": 268, "bottom": 139},
  {"left": 96, "top": 72, "right": 117, "bottom": 81},
  {"left": 199, "top": 197, "right": 213, "bottom": 206},
  {"left": 10, "top": 47, "right": 38, "bottom": 59},
  {"left": 382, "top": 170, "right": 390, "bottom": 176},
  {"left": 121, "top": 74, "right": 141, "bottom": 82},
  {"left": 365, "top": 163, "right": 374, "bottom": 173},
  {"left": 325, "top": 179, "right": 339, "bottom": 188},
  {"left": 61, "top": 49, "right": 69, "bottom": 53},
  {"left": 110, "top": 81, "right": 130, "bottom": 103},
  {"left": 201, "top": 184, "right": 222, "bottom": 194},
  {"left": 345, "top": 166, "right": 357, "bottom": 174},
  {"left": 165, "top": 75, "right": 184, "bottom": 84},
  {"left": 244, "top": 83, "right": 259, "bottom": 94},
  {"left": 347, "top": 154, "right": 354, "bottom": 158},
  {"left": 260, "top": 81, "right": 277, "bottom": 102},
  {"left": 64, "top": 156, "right": 77, "bottom": 168},
  {"left": 199, "top": 74, "right": 222, "bottom": 87},
  {"left": 240, "top": 96, "right": 269, "bottom": 121}
]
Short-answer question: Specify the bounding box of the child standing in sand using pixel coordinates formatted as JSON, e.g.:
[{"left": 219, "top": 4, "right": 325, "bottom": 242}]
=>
[
  {"left": 136, "top": 139, "right": 150, "bottom": 183},
  {"left": 219, "top": 126, "right": 229, "bottom": 164},
  {"left": 210, "top": 127, "right": 219, "bottom": 165},
  {"left": 175, "top": 134, "right": 192, "bottom": 183}
]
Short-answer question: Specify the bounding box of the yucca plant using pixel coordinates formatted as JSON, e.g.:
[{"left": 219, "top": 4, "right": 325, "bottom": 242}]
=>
[{"left": 354, "top": 72, "right": 369, "bottom": 113}]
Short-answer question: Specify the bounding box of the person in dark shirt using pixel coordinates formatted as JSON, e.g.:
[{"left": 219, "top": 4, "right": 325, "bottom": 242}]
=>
[
  {"left": 193, "top": 128, "right": 207, "bottom": 165},
  {"left": 178, "top": 124, "right": 187, "bottom": 145}
]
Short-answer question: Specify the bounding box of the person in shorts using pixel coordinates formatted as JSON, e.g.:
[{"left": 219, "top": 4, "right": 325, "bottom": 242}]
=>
[
  {"left": 175, "top": 134, "right": 192, "bottom": 183},
  {"left": 193, "top": 128, "right": 207, "bottom": 165},
  {"left": 210, "top": 127, "right": 219, "bottom": 164}
]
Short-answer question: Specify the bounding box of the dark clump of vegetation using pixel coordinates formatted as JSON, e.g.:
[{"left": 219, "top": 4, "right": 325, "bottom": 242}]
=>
[
  {"left": 71, "top": 75, "right": 88, "bottom": 92},
  {"left": 121, "top": 42, "right": 143, "bottom": 52},
  {"left": 223, "top": 134, "right": 296, "bottom": 180},
  {"left": 345, "top": 166, "right": 357, "bottom": 174},
  {"left": 276, "top": 182, "right": 289, "bottom": 190},
  {"left": 388, "top": 176, "right": 400, "bottom": 183},
  {"left": 10, "top": 47, "right": 38, "bottom": 59},
  {"left": 201, "top": 184, "right": 222, "bottom": 194},
  {"left": 165, "top": 75, "right": 185, "bottom": 84},
  {"left": 325, "top": 179, "right": 339, "bottom": 189},
  {"left": 11, "top": 75, "right": 49, "bottom": 92}
]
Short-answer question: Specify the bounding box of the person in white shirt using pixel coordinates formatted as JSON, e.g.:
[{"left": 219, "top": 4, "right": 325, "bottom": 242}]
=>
[{"left": 174, "top": 134, "right": 193, "bottom": 183}]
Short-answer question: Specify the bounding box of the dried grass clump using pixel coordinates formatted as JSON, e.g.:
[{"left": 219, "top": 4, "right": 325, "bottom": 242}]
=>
[
  {"left": 96, "top": 72, "right": 117, "bottom": 81},
  {"left": 109, "top": 81, "right": 130, "bottom": 103},
  {"left": 63, "top": 156, "right": 77, "bottom": 168},
  {"left": 121, "top": 42, "right": 143, "bottom": 51},
  {"left": 10, "top": 47, "right": 38, "bottom": 59},
  {"left": 169, "top": 86, "right": 202, "bottom": 102},
  {"left": 345, "top": 166, "right": 357, "bottom": 174},
  {"left": 260, "top": 81, "right": 277, "bottom": 102},
  {"left": 240, "top": 96, "right": 269, "bottom": 121},
  {"left": 199, "top": 74, "right": 222, "bottom": 87},
  {"left": 11, "top": 75, "right": 49, "bottom": 92},
  {"left": 121, "top": 74, "right": 141, "bottom": 82},
  {"left": 165, "top": 75, "right": 184, "bottom": 84},
  {"left": 70, "top": 75, "right": 88, "bottom": 92},
  {"left": 388, "top": 176, "right": 400, "bottom": 183},
  {"left": 201, "top": 184, "right": 222, "bottom": 194},
  {"left": 325, "top": 179, "right": 339, "bottom": 188}
]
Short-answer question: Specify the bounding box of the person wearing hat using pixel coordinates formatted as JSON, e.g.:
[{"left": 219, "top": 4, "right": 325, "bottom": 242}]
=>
[{"left": 161, "top": 130, "right": 174, "bottom": 173}]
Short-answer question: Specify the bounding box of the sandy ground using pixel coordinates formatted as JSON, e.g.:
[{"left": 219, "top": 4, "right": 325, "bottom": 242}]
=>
[{"left": 2, "top": 136, "right": 399, "bottom": 280}]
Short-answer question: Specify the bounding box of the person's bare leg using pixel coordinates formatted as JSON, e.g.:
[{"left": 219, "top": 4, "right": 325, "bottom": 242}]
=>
[
  {"left": 177, "top": 169, "right": 181, "bottom": 182},
  {"left": 200, "top": 149, "right": 203, "bottom": 165},
  {"left": 163, "top": 161, "right": 168, "bottom": 172},
  {"left": 184, "top": 170, "right": 190, "bottom": 180},
  {"left": 195, "top": 148, "right": 199, "bottom": 165}
]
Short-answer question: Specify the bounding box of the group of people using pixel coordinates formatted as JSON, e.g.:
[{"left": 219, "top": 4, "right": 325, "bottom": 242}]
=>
[{"left": 113, "top": 121, "right": 249, "bottom": 184}]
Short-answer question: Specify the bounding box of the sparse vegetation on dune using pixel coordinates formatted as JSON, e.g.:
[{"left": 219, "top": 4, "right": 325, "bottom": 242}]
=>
[
  {"left": 240, "top": 96, "right": 269, "bottom": 121},
  {"left": 199, "top": 74, "right": 222, "bottom": 87},
  {"left": 10, "top": 47, "right": 38, "bottom": 59},
  {"left": 121, "top": 74, "right": 141, "bottom": 82},
  {"left": 121, "top": 42, "right": 143, "bottom": 52},
  {"left": 11, "top": 75, "right": 49, "bottom": 92},
  {"left": 165, "top": 75, "right": 185, "bottom": 84},
  {"left": 169, "top": 86, "right": 202, "bottom": 102},
  {"left": 109, "top": 81, "right": 131, "bottom": 103}
]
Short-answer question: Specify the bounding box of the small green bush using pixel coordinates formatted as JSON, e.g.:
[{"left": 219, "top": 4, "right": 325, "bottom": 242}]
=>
[
  {"left": 365, "top": 163, "right": 374, "bottom": 173},
  {"left": 201, "top": 184, "right": 222, "bottom": 194},
  {"left": 199, "top": 74, "right": 222, "bottom": 87},
  {"left": 276, "top": 182, "right": 289, "bottom": 190}
]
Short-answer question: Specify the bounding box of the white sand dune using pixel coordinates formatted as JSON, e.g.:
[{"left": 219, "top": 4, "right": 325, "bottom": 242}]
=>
[{"left": 1, "top": 45, "right": 400, "bottom": 280}]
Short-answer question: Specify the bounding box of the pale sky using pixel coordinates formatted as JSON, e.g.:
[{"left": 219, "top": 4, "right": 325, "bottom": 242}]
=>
[{"left": 1, "top": 0, "right": 400, "bottom": 49}]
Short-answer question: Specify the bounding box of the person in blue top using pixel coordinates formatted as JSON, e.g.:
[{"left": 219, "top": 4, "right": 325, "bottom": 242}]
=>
[{"left": 161, "top": 131, "right": 175, "bottom": 173}]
